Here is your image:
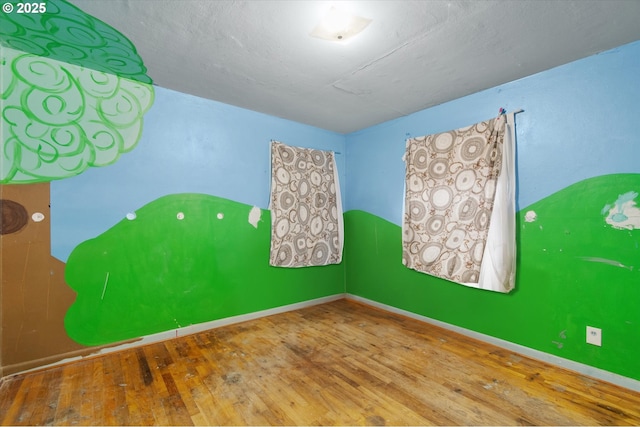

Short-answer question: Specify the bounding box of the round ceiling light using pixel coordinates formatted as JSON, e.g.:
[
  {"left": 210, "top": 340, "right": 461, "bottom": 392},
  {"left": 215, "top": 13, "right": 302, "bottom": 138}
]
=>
[{"left": 310, "top": 6, "right": 372, "bottom": 43}]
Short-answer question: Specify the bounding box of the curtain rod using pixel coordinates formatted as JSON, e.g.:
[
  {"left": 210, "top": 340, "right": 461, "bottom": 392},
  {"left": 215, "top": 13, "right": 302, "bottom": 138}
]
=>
[{"left": 502, "top": 108, "right": 524, "bottom": 115}]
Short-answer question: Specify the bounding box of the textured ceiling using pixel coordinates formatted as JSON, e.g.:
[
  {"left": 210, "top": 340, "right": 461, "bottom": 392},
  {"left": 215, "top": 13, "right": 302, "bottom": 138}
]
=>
[{"left": 69, "top": 0, "right": 640, "bottom": 134}]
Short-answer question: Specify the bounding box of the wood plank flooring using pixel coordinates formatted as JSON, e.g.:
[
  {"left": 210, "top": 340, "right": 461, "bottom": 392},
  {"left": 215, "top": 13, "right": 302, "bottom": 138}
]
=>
[{"left": 1, "top": 298, "right": 640, "bottom": 425}]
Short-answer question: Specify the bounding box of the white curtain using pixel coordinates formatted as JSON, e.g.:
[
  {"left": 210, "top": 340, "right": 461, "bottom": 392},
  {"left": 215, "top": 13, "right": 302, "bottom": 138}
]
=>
[
  {"left": 402, "top": 113, "right": 517, "bottom": 292},
  {"left": 269, "top": 141, "right": 343, "bottom": 267}
]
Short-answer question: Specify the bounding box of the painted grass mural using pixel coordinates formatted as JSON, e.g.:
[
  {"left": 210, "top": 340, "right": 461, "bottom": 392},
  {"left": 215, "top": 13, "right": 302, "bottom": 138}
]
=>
[
  {"left": 345, "top": 173, "right": 640, "bottom": 381},
  {"left": 64, "top": 194, "right": 344, "bottom": 346}
]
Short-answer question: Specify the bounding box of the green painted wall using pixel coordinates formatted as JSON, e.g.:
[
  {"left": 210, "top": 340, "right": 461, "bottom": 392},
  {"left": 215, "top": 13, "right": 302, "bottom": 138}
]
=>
[
  {"left": 345, "top": 174, "right": 640, "bottom": 381},
  {"left": 65, "top": 193, "right": 344, "bottom": 345}
]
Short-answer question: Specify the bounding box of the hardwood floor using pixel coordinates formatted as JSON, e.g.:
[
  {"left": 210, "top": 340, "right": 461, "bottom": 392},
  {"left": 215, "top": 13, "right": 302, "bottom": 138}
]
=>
[{"left": 1, "top": 298, "right": 639, "bottom": 425}]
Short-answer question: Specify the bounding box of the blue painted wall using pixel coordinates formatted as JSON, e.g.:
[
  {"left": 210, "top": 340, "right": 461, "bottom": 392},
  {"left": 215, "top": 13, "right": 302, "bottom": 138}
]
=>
[
  {"left": 345, "top": 40, "right": 640, "bottom": 222},
  {"left": 51, "top": 88, "right": 346, "bottom": 261}
]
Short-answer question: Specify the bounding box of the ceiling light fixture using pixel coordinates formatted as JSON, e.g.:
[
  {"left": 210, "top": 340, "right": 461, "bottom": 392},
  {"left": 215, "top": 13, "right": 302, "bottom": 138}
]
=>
[{"left": 310, "top": 6, "right": 372, "bottom": 43}]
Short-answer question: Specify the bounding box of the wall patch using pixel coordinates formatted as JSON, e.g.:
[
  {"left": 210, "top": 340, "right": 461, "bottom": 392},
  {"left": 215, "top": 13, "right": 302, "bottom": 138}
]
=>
[
  {"left": 524, "top": 210, "right": 538, "bottom": 222},
  {"left": 604, "top": 191, "right": 640, "bottom": 230},
  {"left": 248, "top": 206, "right": 261, "bottom": 228}
]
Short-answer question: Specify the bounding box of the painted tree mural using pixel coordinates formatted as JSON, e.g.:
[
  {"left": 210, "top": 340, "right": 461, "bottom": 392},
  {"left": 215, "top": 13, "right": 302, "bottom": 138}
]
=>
[{"left": 0, "top": 0, "right": 154, "bottom": 373}]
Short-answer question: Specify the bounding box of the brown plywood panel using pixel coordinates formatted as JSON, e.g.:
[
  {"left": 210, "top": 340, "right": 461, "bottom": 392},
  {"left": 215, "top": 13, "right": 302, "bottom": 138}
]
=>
[{"left": 0, "top": 183, "right": 117, "bottom": 375}]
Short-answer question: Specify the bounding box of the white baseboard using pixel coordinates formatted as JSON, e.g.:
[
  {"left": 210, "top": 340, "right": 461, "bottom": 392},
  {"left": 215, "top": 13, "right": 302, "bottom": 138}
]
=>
[
  {"left": 12, "top": 292, "right": 639, "bottom": 394},
  {"left": 346, "top": 294, "right": 640, "bottom": 393},
  {"left": 12, "top": 293, "right": 346, "bottom": 377}
]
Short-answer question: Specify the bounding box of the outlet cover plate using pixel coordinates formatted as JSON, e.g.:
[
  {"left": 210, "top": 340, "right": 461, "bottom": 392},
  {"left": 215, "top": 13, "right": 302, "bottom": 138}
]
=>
[{"left": 587, "top": 326, "right": 602, "bottom": 346}]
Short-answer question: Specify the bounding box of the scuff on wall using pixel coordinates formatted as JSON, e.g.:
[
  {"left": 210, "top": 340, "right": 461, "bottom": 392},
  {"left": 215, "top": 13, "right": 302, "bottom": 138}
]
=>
[{"left": 578, "top": 257, "right": 635, "bottom": 271}]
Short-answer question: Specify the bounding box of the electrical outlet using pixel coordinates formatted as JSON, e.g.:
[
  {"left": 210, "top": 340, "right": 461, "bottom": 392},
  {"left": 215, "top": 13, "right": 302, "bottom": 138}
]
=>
[{"left": 587, "top": 326, "right": 602, "bottom": 346}]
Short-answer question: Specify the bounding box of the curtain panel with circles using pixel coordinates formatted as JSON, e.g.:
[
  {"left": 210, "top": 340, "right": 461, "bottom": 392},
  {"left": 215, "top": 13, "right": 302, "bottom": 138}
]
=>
[
  {"left": 269, "top": 141, "right": 343, "bottom": 268},
  {"left": 403, "top": 114, "right": 516, "bottom": 293}
]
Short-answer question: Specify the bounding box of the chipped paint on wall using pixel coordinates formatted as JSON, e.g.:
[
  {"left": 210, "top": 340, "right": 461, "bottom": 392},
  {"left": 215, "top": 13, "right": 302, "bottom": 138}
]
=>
[
  {"left": 249, "top": 206, "right": 262, "bottom": 228},
  {"left": 603, "top": 191, "right": 640, "bottom": 230},
  {"left": 524, "top": 210, "right": 537, "bottom": 222}
]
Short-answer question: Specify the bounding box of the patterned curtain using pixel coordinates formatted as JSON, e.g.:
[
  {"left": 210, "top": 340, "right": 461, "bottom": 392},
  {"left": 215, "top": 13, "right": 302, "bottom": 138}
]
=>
[
  {"left": 403, "top": 115, "right": 510, "bottom": 287},
  {"left": 269, "top": 141, "right": 343, "bottom": 267}
]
